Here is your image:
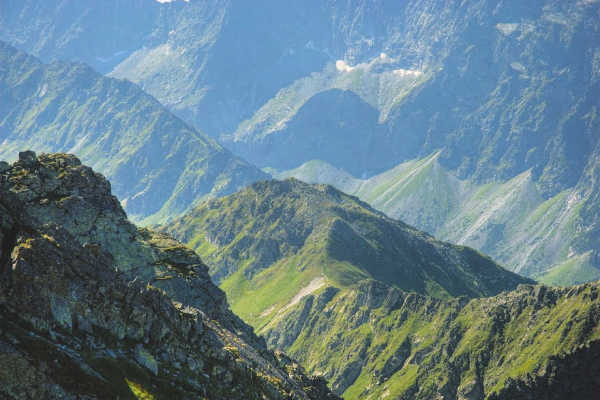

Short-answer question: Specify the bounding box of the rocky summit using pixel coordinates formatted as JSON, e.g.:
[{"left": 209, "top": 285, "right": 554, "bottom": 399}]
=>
[{"left": 0, "top": 151, "right": 339, "bottom": 399}]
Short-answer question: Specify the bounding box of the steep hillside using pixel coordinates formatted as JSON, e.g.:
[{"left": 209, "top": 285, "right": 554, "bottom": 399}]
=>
[
  {"left": 0, "top": 151, "right": 338, "bottom": 399},
  {"left": 3, "top": 2, "right": 597, "bottom": 281},
  {"left": 225, "top": 0, "right": 600, "bottom": 194},
  {"left": 0, "top": 0, "right": 163, "bottom": 74},
  {"left": 0, "top": 41, "right": 267, "bottom": 223},
  {"left": 277, "top": 152, "right": 600, "bottom": 284},
  {"left": 263, "top": 280, "right": 600, "bottom": 399},
  {"left": 164, "top": 179, "right": 531, "bottom": 326},
  {"left": 3, "top": 1, "right": 597, "bottom": 189},
  {"left": 164, "top": 177, "right": 600, "bottom": 399}
]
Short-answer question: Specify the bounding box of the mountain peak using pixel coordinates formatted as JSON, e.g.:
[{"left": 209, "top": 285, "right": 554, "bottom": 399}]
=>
[{"left": 166, "top": 178, "right": 533, "bottom": 312}]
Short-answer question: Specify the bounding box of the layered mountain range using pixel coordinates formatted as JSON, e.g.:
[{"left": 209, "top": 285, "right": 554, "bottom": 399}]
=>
[
  {"left": 1, "top": 1, "right": 600, "bottom": 398},
  {"left": 0, "top": 151, "right": 338, "bottom": 399},
  {"left": 2, "top": 0, "right": 598, "bottom": 283},
  {"left": 165, "top": 178, "right": 600, "bottom": 399}
]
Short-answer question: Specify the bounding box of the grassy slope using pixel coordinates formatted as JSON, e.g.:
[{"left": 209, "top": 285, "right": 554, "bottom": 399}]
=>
[
  {"left": 262, "top": 280, "right": 600, "bottom": 399},
  {"left": 276, "top": 152, "right": 600, "bottom": 285},
  {"left": 164, "top": 178, "right": 531, "bottom": 327}
]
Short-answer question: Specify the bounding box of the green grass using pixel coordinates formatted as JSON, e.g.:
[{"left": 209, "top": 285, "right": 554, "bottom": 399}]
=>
[{"left": 536, "top": 253, "right": 600, "bottom": 286}]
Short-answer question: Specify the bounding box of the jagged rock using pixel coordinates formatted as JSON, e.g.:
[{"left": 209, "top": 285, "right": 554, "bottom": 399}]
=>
[
  {"left": 17, "top": 150, "right": 37, "bottom": 167},
  {"left": 0, "top": 152, "right": 340, "bottom": 399}
]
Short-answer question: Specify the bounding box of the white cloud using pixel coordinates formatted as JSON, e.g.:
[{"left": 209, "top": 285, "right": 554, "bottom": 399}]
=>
[
  {"left": 155, "top": 0, "right": 189, "bottom": 3},
  {"left": 336, "top": 60, "right": 355, "bottom": 72}
]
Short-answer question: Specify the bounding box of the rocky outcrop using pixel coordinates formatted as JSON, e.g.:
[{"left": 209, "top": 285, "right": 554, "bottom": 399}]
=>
[{"left": 0, "top": 151, "right": 339, "bottom": 399}]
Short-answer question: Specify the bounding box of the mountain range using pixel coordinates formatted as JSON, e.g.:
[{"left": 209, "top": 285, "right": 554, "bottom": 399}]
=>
[
  {"left": 0, "top": 151, "right": 338, "bottom": 399},
  {"left": 1, "top": 1, "right": 600, "bottom": 398},
  {"left": 0, "top": 41, "right": 267, "bottom": 224},
  {"left": 164, "top": 177, "right": 600, "bottom": 399},
  {"left": 2, "top": 0, "right": 597, "bottom": 283}
]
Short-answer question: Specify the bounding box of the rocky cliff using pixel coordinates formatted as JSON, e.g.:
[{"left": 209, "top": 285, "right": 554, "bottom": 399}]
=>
[{"left": 0, "top": 151, "right": 338, "bottom": 399}]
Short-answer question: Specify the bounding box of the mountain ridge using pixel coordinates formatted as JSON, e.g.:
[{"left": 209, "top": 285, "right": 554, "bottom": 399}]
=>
[
  {"left": 163, "top": 176, "right": 600, "bottom": 399},
  {"left": 164, "top": 177, "right": 533, "bottom": 330},
  {"left": 0, "top": 150, "right": 339, "bottom": 399},
  {"left": 0, "top": 41, "right": 268, "bottom": 224}
]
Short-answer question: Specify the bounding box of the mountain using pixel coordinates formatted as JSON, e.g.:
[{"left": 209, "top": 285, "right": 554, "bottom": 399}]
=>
[
  {"left": 228, "top": 0, "right": 600, "bottom": 284},
  {"left": 3, "top": 0, "right": 597, "bottom": 285},
  {"left": 275, "top": 152, "right": 600, "bottom": 285},
  {"left": 0, "top": 41, "right": 267, "bottom": 224},
  {"left": 0, "top": 0, "right": 164, "bottom": 74},
  {"left": 163, "top": 178, "right": 600, "bottom": 399},
  {"left": 0, "top": 150, "right": 339, "bottom": 399},
  {"left": 0, "top": 0, "right": 332, "bottom": 135},
  {"left": 163, "top": 178, "right": 531, "bottom": 322}
]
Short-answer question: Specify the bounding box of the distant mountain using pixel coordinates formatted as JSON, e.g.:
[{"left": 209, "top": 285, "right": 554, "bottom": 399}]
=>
[
  {"left": 163, "top": 178, "right": 600, "bottom": 399},
  {"left": 225, "top": 0, "right": 600, "bottom": 193},
  {"left": 0, "top": 41, "right": 267, "bottom": 223},
  {"left": 4, "top": 0, "right": 596, "bottom": 284},
  {"left": 164, "top": 178, "right": 531, "bottom": 323},
  {"left": 0, "top": 151, "right": 338, "bottom": 399},
  {"left": 229, "top": 0, "right": 600, "bottom": 284}
]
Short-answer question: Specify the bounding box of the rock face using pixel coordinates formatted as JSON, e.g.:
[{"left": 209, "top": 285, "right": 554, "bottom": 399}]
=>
[{"left": 0, "top": 151, "right": 339, "bottom": 399}]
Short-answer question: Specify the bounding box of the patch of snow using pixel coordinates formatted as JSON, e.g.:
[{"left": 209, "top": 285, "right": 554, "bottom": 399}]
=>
[
  {"left": 543, "top": 13, "right": 569, "bottom": 26},
  {"left": 510, "top": 62, "right": 527, "bottom": 74},
  {"left": 38, "top": 83, "right": 48, "bottom": 98},
  {"left": 280, "top": 277, "right": 325, "bottom": 313},
  {"left": 393, "top": 68, "right": 423, "bottom": 78}
]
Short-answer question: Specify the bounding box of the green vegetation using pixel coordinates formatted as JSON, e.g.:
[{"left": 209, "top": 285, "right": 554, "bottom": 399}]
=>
[
  {"left": 125, "top": 379, "right": 155, "bottom": 400},
  {"left": 278, "top": 152, "right": 600, "bottom": 285},
  {"left": 165, "top": 179, "right": 530, "bottom": 323},
  {"left": 262, "top": 281, "right": 600, "bottom": 399},
  {"left": 536, "top": 253, "right": 600, "bottom": 286}
]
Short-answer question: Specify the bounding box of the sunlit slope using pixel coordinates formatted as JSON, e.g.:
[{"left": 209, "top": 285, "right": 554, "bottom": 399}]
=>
[
  {"left": 264, "top": 280, "right": 600, "bottom": 399},
  {"left": 277, "top": 152, "right": 600, "bottom": 285},
  {"left": 164, "top": 178, "right": 531, "bottom": 327}
]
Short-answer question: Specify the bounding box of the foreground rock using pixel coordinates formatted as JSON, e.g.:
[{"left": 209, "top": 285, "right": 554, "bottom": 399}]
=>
[{"left": 0, "top": 151, "right": 339, "bottom": 399}]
